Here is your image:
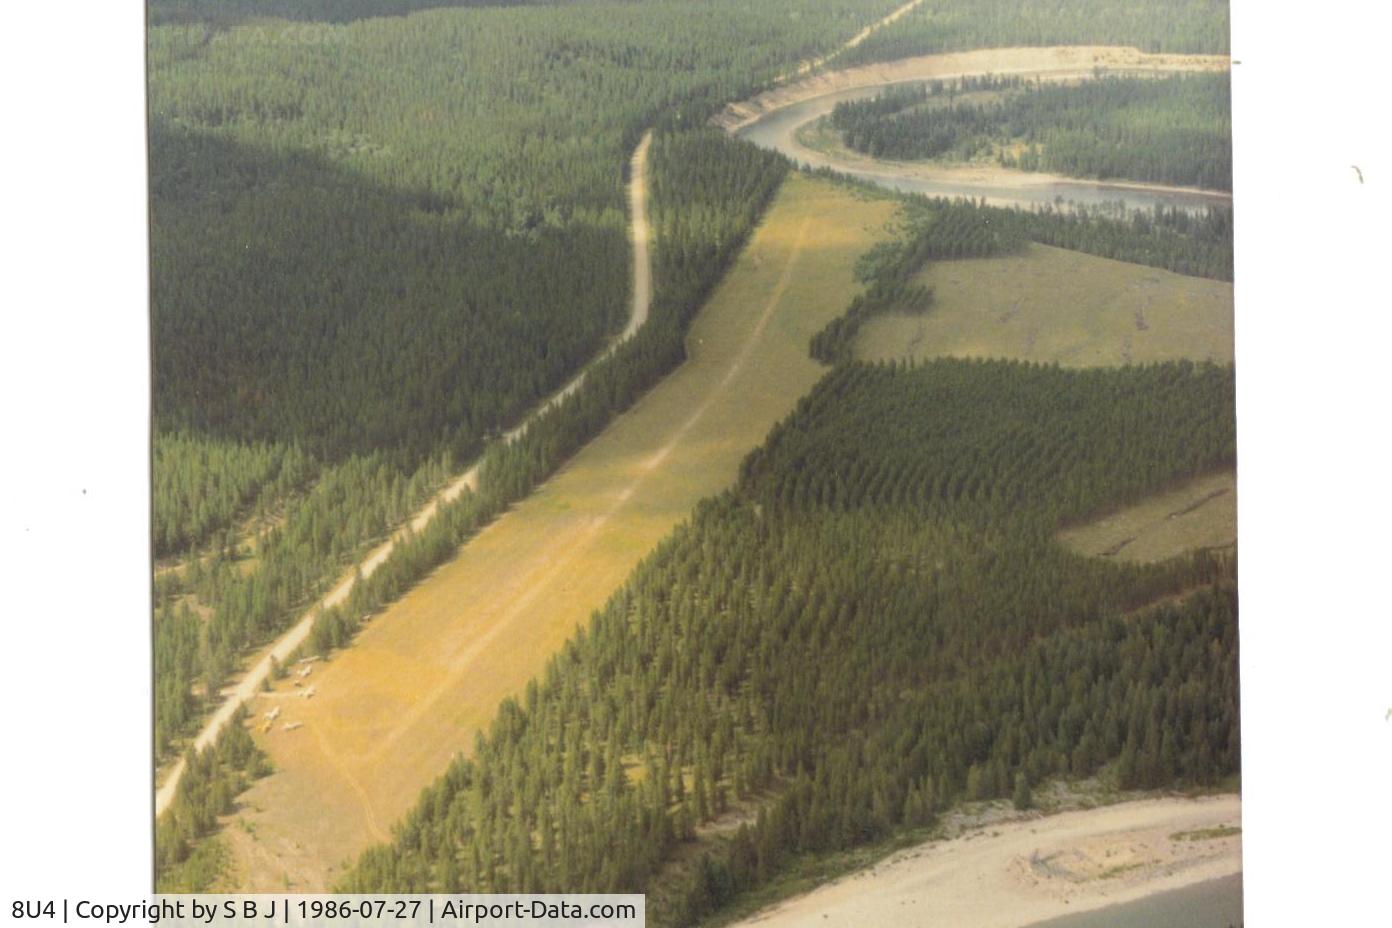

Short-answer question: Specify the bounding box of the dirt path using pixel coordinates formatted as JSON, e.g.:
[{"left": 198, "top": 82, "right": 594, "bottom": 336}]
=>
[
  {"left": 780, "top": 0, "right": 927, "bottom": 81},
  {"left": 154, "top": 131, "right": 653, "bottom": 819},
  {"left": 733, "top": 795, "right": 1241, "bottom": 928}
]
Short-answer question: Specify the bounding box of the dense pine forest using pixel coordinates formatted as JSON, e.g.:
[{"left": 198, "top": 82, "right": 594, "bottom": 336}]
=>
[
  {"left": 150, "top": 0, "right": 900, "bottom": 464},
  {"left": 999, "top": 198, "right": 1234, "bottom": 281},
  {"left": 153, "top": 432, "right": 313, "bottom": 557},
  {"left": 841, "top": 0, "right": 1230, "bottom": 63},
  {"left": 149, "top": 0, "right": 902, "bottom": 765},
  {"left": 148, "top": 0, "right": 904, "bottom": 557},
  {"left": 829, "top": 73, "right": 1232, "bottom": 190},
  {"left": 340, "top": 356, "right": 1238, "bottom": 924}
]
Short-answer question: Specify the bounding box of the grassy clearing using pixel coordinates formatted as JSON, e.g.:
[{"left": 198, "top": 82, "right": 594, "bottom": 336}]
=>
[
  {"left": 218, "top": 173, "right": 902, "bottom": 890},
  {"left": 854, "top": 242, "right": 1232, "bottom": 367},
  {"left": 1059, "top": 470, "right": 1236, "bottom": 564}
]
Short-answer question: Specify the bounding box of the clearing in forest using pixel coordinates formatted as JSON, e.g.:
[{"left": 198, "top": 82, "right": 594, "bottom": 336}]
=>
[
  {"left": 219, "top": 173, "right": 901, "bottom": 891},
  {"left": 1058, "top": 469, "right": 1236, "bottom": 564},
  {"left": 854, "top": 242, "right": 1233, "bottom": 367}
]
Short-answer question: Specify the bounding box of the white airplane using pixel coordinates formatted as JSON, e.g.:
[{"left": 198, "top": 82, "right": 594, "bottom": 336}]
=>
[
  {"left": 301, "top": 686, "right": 317, "bottom": 699},
  {"left": 283, "top": 721, "right": 303, "bottom": 732},
  {"left": 264, "top": 706, "right": 281, "bottom": 722}
]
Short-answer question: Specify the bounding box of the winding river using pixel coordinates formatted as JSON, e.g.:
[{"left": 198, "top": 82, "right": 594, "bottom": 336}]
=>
[{"left": 737, "top": 83, "right": 1232, "bottom": 215}]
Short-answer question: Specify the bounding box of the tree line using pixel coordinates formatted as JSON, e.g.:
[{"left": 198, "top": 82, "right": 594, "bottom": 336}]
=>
[
  {"left": 155, "top": 707, "right": 270, "bottom": 890},
  {"left": 805, "top": 184, "right": 1232, "bottom": 366},
  {"left": 809, "top": 197, "right": 1026, "bottom": 362},
  {"left": 339, "top": 356, "right": 1238, "bottom": 927},
  {"left": 809, "top": 169, "right": 1234, "bottom": 281}
]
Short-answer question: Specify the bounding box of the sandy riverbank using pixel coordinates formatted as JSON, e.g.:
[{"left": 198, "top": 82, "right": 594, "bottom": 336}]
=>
[
  {"left": 733, "top": 794, "right": 1241, "bottom": 928},
  {"left": 715, "top": 45, "right": 1230, "bottom": 134}
]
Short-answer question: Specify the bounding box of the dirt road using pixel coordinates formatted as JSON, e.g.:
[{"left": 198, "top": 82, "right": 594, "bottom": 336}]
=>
[
  {"left": 154, "top": 131, "right": 653, "bottom": 819},
  {"left": 780, "top": 0, "right": 927, "bottom": 81},
  {"left": 733, "top": 795, "right": 1242, "bottom": 928}
]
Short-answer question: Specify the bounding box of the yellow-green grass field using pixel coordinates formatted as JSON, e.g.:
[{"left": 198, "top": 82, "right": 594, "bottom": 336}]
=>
[
  {"left": 854, "top": 242, "right": 1233, "bottom": 367},
  {"left": 217, "top": 174, "right": 901, "bottom": 891},
  {"left": 1058, "top": 469, "right": 1236, "bottom": 564}
]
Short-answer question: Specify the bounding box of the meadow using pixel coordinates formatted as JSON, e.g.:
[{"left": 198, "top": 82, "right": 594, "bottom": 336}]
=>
[{"left": 854, "top": 242, "right": 1233, "bottom": 366}]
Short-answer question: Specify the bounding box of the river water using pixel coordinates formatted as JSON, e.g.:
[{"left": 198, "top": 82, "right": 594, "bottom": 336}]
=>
[
  {"left": 736, "top": 86, "right": 1232, "bottom": 215},
  {"left": 1023, "top": 873, "right": 1244, "bottom": 928}
]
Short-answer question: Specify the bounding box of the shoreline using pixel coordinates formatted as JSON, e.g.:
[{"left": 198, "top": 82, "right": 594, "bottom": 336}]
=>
[
  {"left": 732, "top": 794, "right": 1242, "bottom": 928},
  {"left": 715, "top": 45, "right": 1230, "bottom": 134},
  {"left": 721, "top": 46, "right": 1232, "bottom": 210}
]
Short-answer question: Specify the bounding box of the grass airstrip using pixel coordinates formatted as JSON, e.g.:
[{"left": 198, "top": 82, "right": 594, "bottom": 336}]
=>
[{"left": 218, "top": 173, "right": 901, "bottom": 890}]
